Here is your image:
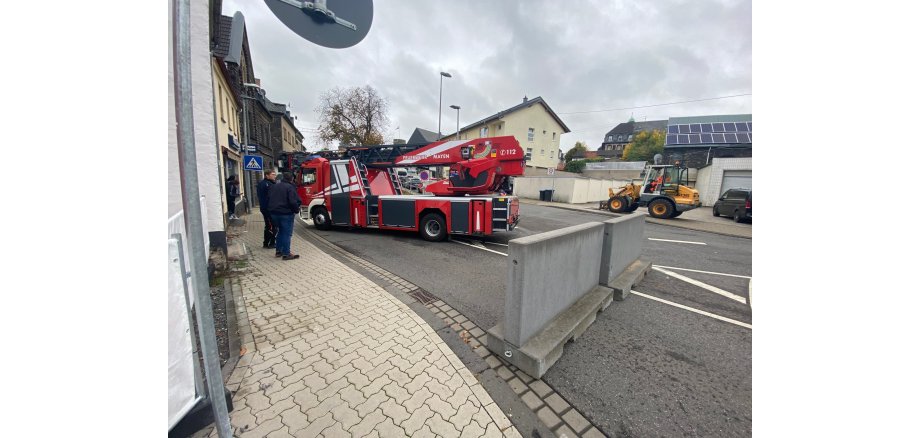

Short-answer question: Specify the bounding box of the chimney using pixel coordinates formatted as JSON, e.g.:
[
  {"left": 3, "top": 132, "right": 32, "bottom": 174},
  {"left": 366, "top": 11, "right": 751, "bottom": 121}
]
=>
[{"left": 522, "top": 95, "right": 528, "bottom": 103}]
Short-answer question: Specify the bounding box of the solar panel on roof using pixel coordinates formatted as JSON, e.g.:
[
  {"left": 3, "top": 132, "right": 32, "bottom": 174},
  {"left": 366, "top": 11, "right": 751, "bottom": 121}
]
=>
[
  {"left": 701, "top": 124, "right": 713, "bottom": 133},
  {"left": 712, "top": 133, "right": 725, "bottom": 143},
  {"left": 748, "top": 122, "right": 752, "bottom": 131},
  {"left": 678, "top": 125, "right": 690, "bottom": 134},
  {"left": 723, "top": 123, "right": 737, "bottom": 132},
  {"left": 668, "top": 125, "right": 678, "bottom": 134},
  {"left": 712, "top": 122, "right": 724, "bottom": 132},
  {"left": 701, "top": 133, "right": 713, "bottom": 143},
  {"left": 690, "top": 124, "right": 701, "bottom": 133},
  {"left": 735, "top": 122, "right": 748, "bottom": 132},
  {"left": 666, "top": 134, "right": 678, "bottom": 145},
  {"left": 724, "top": 133, "right": 737, "bottom": 143},
  {"left": 678, "top": 134, "right": 689, "bottom": 144},
  {"left": 748, "top": 132, "right": 752, "bottom": 142},
  {"left": 736, "top": 133, "right": 750, "bottom": 143},
  {"left": 689, "top": 134, "right": 701, "bottom": 144}
]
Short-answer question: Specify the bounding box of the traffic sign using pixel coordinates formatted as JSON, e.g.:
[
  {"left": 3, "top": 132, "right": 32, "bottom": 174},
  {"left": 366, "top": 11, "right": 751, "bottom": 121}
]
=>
[
  {"left": 547, "top": 168, "right": 555, "bottom": 176},
  {"left": 245, "top": 144, "right": 257, "bottom": 152},
  {"left": 244, "top": 155, "right": 263, "bottom": 171},
  {"left": 419, "top": 170, "right": 429, "bottom": 181}
]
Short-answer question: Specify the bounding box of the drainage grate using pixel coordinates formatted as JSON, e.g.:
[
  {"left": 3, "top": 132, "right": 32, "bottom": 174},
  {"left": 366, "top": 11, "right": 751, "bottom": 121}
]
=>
[{"left": 408, "top": 288, "right": 438, "bottom": 305}]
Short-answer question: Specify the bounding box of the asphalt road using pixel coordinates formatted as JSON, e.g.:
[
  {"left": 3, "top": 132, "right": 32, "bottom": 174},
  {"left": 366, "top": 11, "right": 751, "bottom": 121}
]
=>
[{"left": 305, "top": 203, "right": 752, "bottom": 437}]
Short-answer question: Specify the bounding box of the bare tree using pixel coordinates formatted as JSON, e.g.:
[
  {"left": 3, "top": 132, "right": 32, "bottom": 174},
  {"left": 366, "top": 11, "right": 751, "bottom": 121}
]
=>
[{"left": 314, "top": 86, "right": 389, "bottom": 147}]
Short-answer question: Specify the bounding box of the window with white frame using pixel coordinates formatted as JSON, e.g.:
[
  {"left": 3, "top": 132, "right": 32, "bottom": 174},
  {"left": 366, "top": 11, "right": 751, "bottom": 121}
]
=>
[
  {"left": 480, "top": 126, "right": 489, "bottom": 137},
  {"left": 606, "top": 135, "right": 613, "bottom": 141},
  {"left": 528, "top": 128, "right": 534, "bottom": 141}
]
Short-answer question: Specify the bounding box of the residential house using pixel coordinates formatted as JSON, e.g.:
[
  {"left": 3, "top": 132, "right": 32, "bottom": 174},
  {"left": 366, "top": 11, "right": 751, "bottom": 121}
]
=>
[
  {"left": 211, "top": 50, "right": 243, "bottom": 218},
  {"left": 443, "top": 96, "right": 570, "bottom": 170},
  {"left": 407, "top": 128, "right": 439, "bottom": 145},
  {"left": 266, "top": 100, "right": 305, "bottom": 165},
  {"left": 597, "top": 119, "right": 668, "bottom": 159},
  {"left": 214, "top": 12, "right": 273, "bottom": 201},
  {"left": 662, "top": 114, "right": 752, "bottom": 205}
]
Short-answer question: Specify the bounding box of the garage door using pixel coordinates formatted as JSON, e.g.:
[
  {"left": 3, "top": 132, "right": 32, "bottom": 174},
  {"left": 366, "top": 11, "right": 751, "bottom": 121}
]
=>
[{"left": 721, "top": 170, "right": 752, "bottom": 192}]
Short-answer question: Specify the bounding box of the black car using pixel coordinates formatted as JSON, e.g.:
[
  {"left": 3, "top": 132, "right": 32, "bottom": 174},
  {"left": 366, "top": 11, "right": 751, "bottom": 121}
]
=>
[{"left": 713, "top": 188, "right": 751, "bottom": 223}]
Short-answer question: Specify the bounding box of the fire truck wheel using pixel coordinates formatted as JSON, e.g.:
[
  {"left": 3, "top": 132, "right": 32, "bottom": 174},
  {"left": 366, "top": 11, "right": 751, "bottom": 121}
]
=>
[
  {"left": 313, "top": 207, "right": 332, "bottom": 230},
  {"left": 420, "top": 213, "right": 447, "bottom": 242}
]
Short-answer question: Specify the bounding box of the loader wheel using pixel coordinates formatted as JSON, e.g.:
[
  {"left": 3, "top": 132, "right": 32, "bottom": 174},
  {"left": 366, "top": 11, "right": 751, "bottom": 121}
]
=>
[
  {"left": 420, "top": 213, "right": 447, "bottom": 242},
  {"left": 313, "top": 207, "right": 332, "bottom": 230},
  {"left": 627, "top": 203, "right": 640, "bottom": 212},
  {"left": 670, "top": 211, "right": 683, "bottom": 218},
  {"left": 608, "top": 197, "right": 629, "bottom": 213},
  {"left": 733, "top": 210, "right": 744, "bottom": 223},
  {"left": 712, "top": 205, "right": 720, "bottom": 217},
  {"left": 648, "top": 199, "right": 675, "bottom": 219}
]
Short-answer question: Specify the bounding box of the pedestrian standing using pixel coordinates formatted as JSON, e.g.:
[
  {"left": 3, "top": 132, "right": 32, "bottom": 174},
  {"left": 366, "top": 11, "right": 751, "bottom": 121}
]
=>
[
  {"left": 226, "top": 174, "right": 240, "bottom": 220},
  {"left": 267, "top": 172, "right": 302, "bottom": 260},
  {"left": 257, "top": 169, "right": 278, "bottom": 248}
]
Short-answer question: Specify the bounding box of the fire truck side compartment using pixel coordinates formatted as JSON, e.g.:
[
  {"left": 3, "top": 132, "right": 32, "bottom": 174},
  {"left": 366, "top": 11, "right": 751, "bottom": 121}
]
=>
[{"left": 380, "top": 199, "right": 416, "bottom": 228}]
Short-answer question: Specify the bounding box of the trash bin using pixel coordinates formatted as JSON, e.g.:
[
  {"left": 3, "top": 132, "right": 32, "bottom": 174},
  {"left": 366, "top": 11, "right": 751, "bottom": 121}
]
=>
[
  {"left": 539, "top": 189, "right": 548, "bottom": 201},
  {"left": 545, "top": 189, "right": 554, "bottom": 201}
]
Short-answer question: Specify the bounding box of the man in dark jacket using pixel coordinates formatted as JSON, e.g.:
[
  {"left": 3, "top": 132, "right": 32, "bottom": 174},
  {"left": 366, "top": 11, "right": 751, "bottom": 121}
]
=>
[
  {"left": 225, "top": 174, "right": 240, "bottom": 220},
  {"left": 256, "top": 169, "right": 278, "bottom": 248},
  {"left": 267, "top": 172, "right": 302, "bottom": 260}
]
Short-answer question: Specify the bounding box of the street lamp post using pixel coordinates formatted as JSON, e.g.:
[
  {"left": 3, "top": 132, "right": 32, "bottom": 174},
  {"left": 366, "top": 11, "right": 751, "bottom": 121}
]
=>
[
  {"left": 241, "top": 82, "right": 261, "bottom": 211},
  {"left": 449, "top": 105, "right": 460, "bottom": 140},
  {"left": 438, "top": 72, "right": 451, "bottom": 138}
]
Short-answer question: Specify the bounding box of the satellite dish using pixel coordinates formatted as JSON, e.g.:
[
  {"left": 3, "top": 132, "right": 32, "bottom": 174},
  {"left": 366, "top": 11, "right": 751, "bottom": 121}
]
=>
[
  {"left": 653, "top": 154, "right": 663, "bottom": 165},
  {"left": 265, "top": 0, "right": 373, "bottom": 49}
]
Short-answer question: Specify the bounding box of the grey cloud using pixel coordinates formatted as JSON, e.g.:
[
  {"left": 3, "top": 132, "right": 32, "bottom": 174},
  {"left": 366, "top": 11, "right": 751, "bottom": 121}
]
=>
[{"left": 223, "top": 0, "right": 751, "bottom": 152}]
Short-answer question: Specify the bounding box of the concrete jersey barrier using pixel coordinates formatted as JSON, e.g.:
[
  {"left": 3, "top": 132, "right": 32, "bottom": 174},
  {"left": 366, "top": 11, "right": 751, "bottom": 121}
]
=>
[{"left": 504, "top": 222, "right": 604, "bottom": 346}]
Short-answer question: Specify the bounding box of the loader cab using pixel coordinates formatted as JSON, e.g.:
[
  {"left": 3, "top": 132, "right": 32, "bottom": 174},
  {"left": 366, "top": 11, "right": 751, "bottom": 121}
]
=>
[{"left": 643, "top": 164, "right": 687, "bottom": 194}]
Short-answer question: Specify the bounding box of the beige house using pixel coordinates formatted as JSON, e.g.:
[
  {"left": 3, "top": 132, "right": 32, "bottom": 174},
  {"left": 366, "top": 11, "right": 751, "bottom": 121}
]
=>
[
  {"left": 211, "top": 57, "right": 244, "bottom": 207},
  {"left": 279, "top": 113, "right": 302, "bottom": 153},
  {"left": 444, "top": 96, "right": 570, "bottom": 170}
]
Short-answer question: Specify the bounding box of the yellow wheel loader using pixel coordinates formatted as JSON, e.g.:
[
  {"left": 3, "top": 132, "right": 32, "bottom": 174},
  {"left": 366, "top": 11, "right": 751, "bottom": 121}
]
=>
[{"left": 602, "top": 162, "right": 701, "bottom": 219}]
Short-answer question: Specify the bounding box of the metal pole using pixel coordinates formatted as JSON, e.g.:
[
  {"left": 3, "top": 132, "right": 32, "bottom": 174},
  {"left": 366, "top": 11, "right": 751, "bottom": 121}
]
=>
[
  {"left": 456, "top": 109, "right": 460, "bottom": 140},
  {"left": 438, "top": 75, "right": 443, "bottom": 138},
  {"left": 242, "top": 97, "right": 251, "bottom": 211},
  {"left": 171, "top": 0, "right": 231, "bottom": 436}
]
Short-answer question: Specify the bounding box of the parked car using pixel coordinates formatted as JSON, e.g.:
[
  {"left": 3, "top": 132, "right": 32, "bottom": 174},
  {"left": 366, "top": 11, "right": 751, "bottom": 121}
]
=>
[
  {"left": 712, "top": 188, "right": 751, "bottom": 223},
  {"left": 405, "top": 177, "right": 422, "bottom": 192}
]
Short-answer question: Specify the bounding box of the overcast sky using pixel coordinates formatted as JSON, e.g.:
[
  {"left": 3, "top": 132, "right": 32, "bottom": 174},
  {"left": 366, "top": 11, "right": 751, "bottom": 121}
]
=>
[{"left": 221, "top": 0, "right": 751, "bottom": 153}]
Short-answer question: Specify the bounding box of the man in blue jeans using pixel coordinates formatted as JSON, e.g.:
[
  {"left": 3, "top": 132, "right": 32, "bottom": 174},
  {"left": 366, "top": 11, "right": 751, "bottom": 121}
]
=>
[{"left": 266, "top": 172, "right": 302, "bottom": 260}]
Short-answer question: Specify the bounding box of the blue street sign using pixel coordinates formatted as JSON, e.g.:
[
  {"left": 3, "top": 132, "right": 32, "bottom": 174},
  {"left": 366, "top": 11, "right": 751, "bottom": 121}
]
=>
[{"left": 243, "top": 155, "right": 263, "bottom": 171}]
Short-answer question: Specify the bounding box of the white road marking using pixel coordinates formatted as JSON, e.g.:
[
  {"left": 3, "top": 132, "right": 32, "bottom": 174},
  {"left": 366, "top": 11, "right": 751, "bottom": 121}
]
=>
[
  {"left": 648, "top": 238, "right": 707, "bottom": 245},
  {"left": 653, "top": 266, "right": 747, "bottom": 304},
  {"left": 483, "top": 241, "right": 509, "bottom": 247},
  {"left": 748, "top": 278, "right": 753, "bottom": 308},
  {"left": 632, "top": 290, "right": 752, "bottom": 329},
  {"left": 652, "top": 265, "right": 752, "bottom": 279},
  {"left": 452, "top": 239, "right": 509, "bottom": 256}
]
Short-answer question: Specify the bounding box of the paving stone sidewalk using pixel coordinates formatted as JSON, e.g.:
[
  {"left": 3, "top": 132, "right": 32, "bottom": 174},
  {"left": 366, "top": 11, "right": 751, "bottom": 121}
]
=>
[{"left": 200, "top": 215, "right": 519, "bottom": 437}]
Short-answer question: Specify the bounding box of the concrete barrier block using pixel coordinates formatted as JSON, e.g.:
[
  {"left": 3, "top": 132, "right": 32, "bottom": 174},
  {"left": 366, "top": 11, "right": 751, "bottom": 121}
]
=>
[
  {"left": 504, "top": 222, "right": 604, "bottom": 347},
  {"left": 608, "top": 259, "right": 652, "bottom": 300},
  {"left": 487, "top": 285, "right": 614, "bottom": 379},
  {"left": 599, "top": 214, "right": 645, "bottom": 286}
]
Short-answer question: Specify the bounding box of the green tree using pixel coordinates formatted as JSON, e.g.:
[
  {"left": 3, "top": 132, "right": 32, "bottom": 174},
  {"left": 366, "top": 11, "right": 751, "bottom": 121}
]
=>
[
  {"left": 623, "top": 130, "right": 665, "bottom": 162},
  {"left": 315, "top": 86, "right": 390, "bottom": 147},
  {"left": 564, "top": 141, "right": 588, "bottom": 163}
]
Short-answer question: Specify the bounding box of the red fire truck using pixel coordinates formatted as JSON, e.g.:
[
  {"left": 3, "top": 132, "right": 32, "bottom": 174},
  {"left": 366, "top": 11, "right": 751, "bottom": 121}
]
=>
[{"left": 279, "top": 136, "right": 525, "bottom": 241}]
